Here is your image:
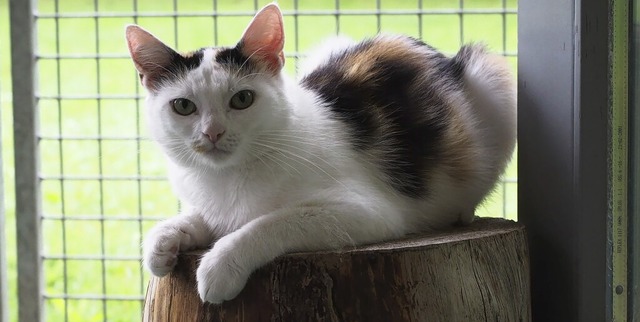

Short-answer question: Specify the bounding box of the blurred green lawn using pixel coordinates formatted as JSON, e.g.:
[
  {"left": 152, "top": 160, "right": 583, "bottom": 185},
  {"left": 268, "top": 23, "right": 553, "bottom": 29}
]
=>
[{"left": 0, "top": 0, "right": 517, "bottom": 321}]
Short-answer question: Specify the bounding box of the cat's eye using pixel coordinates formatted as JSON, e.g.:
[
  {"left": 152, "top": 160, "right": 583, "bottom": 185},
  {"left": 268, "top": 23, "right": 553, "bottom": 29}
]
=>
[
  {"left": 229, "top": 90, "right": 255, "bottom": 110},
  {"left": 171, "top": 98, "right": 197, "bottom": 116}
]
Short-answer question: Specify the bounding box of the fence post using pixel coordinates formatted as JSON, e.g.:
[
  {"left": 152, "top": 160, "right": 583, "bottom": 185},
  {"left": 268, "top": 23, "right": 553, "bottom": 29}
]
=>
[
  {"left": 0, "top": 46, "right": 7, "bottom": 322},
  {"left": 9, "top": 0, "right": 42, "bottom": 321}
]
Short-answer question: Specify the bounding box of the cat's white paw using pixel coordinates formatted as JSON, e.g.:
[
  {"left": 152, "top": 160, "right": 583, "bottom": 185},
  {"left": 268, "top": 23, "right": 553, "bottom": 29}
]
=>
[
  {"left": 143, "top": 220, "right": 197, "bottom": 277},
  {"left": 196, "top": 236, "right": 250, "bottom": 304}
]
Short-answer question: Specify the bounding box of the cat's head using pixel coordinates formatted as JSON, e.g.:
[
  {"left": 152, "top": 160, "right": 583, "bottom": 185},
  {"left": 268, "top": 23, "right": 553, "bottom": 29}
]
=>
[{"left": 126, "top": 4, "right": 289, "bottom": 170}]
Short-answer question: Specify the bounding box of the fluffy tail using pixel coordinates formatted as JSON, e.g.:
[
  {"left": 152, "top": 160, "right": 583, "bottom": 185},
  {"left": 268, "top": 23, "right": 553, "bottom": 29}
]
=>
[{"left": 454, "top": 44, "right": 517, "bottom": 169}]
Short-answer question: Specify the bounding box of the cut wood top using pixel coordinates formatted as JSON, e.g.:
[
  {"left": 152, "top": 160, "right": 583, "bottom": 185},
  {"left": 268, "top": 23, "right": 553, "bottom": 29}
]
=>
[{"left": 184, "top": 217, "right": 524, "bottom": 258}]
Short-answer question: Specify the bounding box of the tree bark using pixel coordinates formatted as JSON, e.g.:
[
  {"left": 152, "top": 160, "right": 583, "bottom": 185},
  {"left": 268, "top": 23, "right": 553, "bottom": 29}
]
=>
[{"left": 143, "top": 217, "right": 530, "bottom": 322}]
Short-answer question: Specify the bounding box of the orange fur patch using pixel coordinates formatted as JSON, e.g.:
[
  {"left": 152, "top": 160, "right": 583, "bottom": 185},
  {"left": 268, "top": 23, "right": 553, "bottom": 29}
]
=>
[{"left": 343, "top": 36, "right": 425, "bottom": 83}]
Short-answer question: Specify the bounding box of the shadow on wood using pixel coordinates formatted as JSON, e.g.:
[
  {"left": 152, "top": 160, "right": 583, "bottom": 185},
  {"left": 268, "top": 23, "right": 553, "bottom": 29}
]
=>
[{"left": 143, "top": 217, "right": 530, "bottom": 322}]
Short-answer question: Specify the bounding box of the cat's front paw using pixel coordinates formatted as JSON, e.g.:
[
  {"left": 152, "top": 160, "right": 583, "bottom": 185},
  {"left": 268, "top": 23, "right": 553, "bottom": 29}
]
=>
[
  {"left": 196, "top": 236, "right": 251, "bottom": 304},
  {"left": 143, "top": 221, "right": 196, "bottom": 277}
]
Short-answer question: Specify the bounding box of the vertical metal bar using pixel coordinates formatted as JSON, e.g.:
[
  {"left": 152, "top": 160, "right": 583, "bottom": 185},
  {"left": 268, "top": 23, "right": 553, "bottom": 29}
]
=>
[
  {"left": 502, "top": 182, "right": 507, "bottom": 218},
  {"left": 375, "top": 0, "right": 381, "bottom": 33},
  {"left": 335, "top": 0, "right": 340, "bottom": 35},
  {"left": 173, "top": 0, "right": 178, "bottom": 49},
  {"left": 417, "top": 0, "right": 423, "bottom": 39},
  {"left": 9, "top": 0, "right": 43, "bottom": 320},
  {"left": 458, "top": 0, "right": 464, "bottom": 45},
  {"left": 629, "top": 1, "right": 639, "bottom": 319},
  {"left": 213, "top": 0, "right": 218, "bottom": 46},
  {"left": 0, "top": 38, "right": 7, "bottom": 322},
  {"left": 132, "top": 0, "right": 145, "bottom": 315},
  {"left": 293, "top": 0, "right": 299, "bottom": 73},
  {"left": 502, "top": 0, "right": 507, "bottom": 55},
  {"left": 609, "top": 0, "right": 630, "bottom": 319},
  {"left": 52, "top": 0, "right": 69, "bottom": 319},
  {"left": 172, "top": 0, "right": 182, "bottom": 218},
  {"left": 501, "top": 0, "right": 509, "bottom": 220},
  {"left": 92, "top": 0, "right": 108, "bottom": 319}
]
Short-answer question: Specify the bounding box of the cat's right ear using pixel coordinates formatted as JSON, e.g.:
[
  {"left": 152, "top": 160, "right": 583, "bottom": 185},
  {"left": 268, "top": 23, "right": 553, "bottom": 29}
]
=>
[
  {"left": 125, "top": 25, "right": 177, "bottom": 91},
  {"left": 238, "top": 3, "right": 285, "bottom": 73}
]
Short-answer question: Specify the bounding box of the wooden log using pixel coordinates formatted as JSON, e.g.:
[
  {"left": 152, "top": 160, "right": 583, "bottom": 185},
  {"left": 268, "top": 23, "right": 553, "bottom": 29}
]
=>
[{"left": 143, "top": 218, "right": 530, "bottom": 322}]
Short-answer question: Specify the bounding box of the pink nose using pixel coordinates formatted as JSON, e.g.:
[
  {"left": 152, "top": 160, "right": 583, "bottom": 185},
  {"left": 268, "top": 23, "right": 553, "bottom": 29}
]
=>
[{"left": 203, "top": 129, "right": 225, "bottom": 143}]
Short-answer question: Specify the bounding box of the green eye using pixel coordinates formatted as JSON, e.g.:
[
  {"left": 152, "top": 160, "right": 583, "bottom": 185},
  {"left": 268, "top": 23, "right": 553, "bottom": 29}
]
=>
[
  {"left": 171, "top": 98, "right": 197, "bottom": 116},
  {"left": 229, "top": 90, "right": 254, "bottom": 110}
]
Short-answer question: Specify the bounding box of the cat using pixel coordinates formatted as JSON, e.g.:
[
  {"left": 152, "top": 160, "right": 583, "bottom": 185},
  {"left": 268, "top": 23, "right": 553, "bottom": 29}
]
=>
[{"left": 125, "top": 3, "right": 516, "bottom": 304}]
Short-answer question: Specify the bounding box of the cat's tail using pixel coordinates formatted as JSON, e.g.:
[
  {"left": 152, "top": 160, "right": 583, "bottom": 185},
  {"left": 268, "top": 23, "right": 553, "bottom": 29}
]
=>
[{"left": 454, "top": 44, "right": 517, "bottom": 170}]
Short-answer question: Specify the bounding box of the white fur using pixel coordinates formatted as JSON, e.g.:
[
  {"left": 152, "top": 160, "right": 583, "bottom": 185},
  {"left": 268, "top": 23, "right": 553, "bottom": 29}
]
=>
[
  {"left": 296, "top": 35, "right": 356, "bottom": 78},
  {"left": 455, "top": 49, "right": 517, "bottom": 223},
  {"left": 140, "top": 39, "right": 516, "bottom": 304}
]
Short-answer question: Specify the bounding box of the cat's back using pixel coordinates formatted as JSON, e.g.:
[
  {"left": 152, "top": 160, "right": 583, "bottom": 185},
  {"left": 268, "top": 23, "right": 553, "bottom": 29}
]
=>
[
  {"left": 300, "top": 34, "right": 469, "bottom": 198},
  {"left": 299, "top": 34, "right": 464, "bottom": 147},
  {"left": 300, "top": 34, "right": 459, "bottom": 102},
  {"left": 299, "top": 34, "right": 515, "bottom": 222}
]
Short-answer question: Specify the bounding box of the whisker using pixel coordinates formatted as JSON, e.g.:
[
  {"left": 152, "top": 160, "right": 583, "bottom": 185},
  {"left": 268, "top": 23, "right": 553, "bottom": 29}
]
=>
[
  {"left": 261, "top": 150, "right": 302, "bottom": 177},
  {"left": 252, "top": 141, "right": 350, "bottom": 191},
  {"left": 260, "top": 135, "right": 330, "bottom": 151},
  {"left": 254, "top": 148, "right": 300, "bottom": 177},
  {"left": 246, "top": 148, "right": 277, "bottom": 177},
  {"left": 256, "top": 138, "right": 342, "bottom": 174}
]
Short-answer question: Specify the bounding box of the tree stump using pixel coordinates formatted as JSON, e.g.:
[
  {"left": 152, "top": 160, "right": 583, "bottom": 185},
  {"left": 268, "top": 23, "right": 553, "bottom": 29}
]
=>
[{"left": 143, "top": 218, "right": 530, "bottom": 322}]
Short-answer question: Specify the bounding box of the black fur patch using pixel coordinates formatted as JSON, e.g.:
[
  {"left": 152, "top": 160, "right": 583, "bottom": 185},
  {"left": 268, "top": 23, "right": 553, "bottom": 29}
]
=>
[
  {"left": 173, "top": 49, "right": 205, "bottom": 71},
  {"left": 146, "top": 48, "right": 204, "bottom": 89},
  {"left": 412, "top": 39, "right": 466, "bottom": 85},
  {"left": 215, "top": 43, "right": 255, "bottom": 70},
  {"left": 301, "top": 37, "right": 457, "bottom": 198},
  {"left": 445, "top": 44, "right": 476, "bottom": 82}
]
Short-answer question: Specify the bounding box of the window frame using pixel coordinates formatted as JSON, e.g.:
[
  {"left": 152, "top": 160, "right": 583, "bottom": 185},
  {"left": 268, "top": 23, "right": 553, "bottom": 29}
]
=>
[{"left": 518, "top": 0, "right": 634, "bottom": 320}]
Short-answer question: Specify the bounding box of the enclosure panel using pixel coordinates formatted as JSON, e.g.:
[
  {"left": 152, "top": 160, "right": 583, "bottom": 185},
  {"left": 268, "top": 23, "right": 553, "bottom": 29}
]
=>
[
  {"left": 9, "top": 0, "right": 43, "bottom": 321},
  {"left": 8, "top": 0, "right": 518, "bottom": 320}
]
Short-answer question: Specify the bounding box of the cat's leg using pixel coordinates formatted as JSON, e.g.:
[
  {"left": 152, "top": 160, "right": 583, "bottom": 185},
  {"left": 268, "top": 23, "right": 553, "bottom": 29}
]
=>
[
  {"left": 458, "top": 207, "right": 476, "bottom": 225},
  {"left": 143, "top": 209, "right": 213, "bottom": 277},
  {"left": 196, "top": 203, "right": 403, "bottom": 303}
]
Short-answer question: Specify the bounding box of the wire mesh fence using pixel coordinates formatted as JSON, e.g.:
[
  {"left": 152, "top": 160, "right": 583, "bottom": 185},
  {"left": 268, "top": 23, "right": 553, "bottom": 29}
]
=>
[{"left": 11, "top": 0, "right": 517, "bottom": 320}]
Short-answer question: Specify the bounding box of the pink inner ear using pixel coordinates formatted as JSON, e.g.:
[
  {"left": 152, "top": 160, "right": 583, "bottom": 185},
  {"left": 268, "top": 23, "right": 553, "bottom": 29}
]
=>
[
  {"left": 240, "top": 4, "right": 285, "bottom": 71},
  {"left": 126, "top": 26, "right": 171, "bottom": 71},
  {"left": 125, "top": 25, "right": 175, "bottom": 89}
]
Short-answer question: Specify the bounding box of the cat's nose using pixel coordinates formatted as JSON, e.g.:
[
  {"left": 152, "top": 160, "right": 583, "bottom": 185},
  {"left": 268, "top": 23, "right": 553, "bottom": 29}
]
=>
[{"left": 203, "top": 128, "right": 226, "bottom": 144}]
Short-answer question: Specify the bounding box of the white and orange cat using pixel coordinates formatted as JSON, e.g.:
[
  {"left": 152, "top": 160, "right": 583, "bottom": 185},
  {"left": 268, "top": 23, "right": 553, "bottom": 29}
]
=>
[{"left": 125, "top": 3, "right": 515, "bottom": 304}]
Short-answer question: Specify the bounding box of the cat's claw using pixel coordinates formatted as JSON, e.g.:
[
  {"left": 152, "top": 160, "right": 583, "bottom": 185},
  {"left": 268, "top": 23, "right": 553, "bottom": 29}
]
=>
[{"left": 196, "top": 236, "right": 250, "bottom": 304}]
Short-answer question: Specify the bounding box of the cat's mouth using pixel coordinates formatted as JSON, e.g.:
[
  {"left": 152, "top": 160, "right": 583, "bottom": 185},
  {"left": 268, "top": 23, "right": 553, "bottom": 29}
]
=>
[{"left": 193, "top": 143, "right": 232, "bottom": 158}]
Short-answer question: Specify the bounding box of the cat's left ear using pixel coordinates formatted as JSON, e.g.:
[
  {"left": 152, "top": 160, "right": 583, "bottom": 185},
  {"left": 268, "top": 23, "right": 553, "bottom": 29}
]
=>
[{"left": 238, "top": 3, "right": 285, "bottom": 72}]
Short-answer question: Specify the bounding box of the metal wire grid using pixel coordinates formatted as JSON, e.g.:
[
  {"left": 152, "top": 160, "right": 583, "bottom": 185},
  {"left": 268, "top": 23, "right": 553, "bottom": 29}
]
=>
[{"left": 10, "top": 0, "right": 517, "bottom": 320}]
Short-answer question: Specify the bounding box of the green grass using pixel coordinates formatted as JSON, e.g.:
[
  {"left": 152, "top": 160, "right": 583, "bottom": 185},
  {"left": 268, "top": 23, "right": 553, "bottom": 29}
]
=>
[{"left": 1, "top": 0, "right": 517, "bottom": 321}]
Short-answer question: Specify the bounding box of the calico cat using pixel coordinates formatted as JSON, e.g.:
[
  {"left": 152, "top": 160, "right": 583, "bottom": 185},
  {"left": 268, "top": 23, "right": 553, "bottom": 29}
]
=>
[{"left": 125, "top": 3, "right": 515, "bottom": 304}]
